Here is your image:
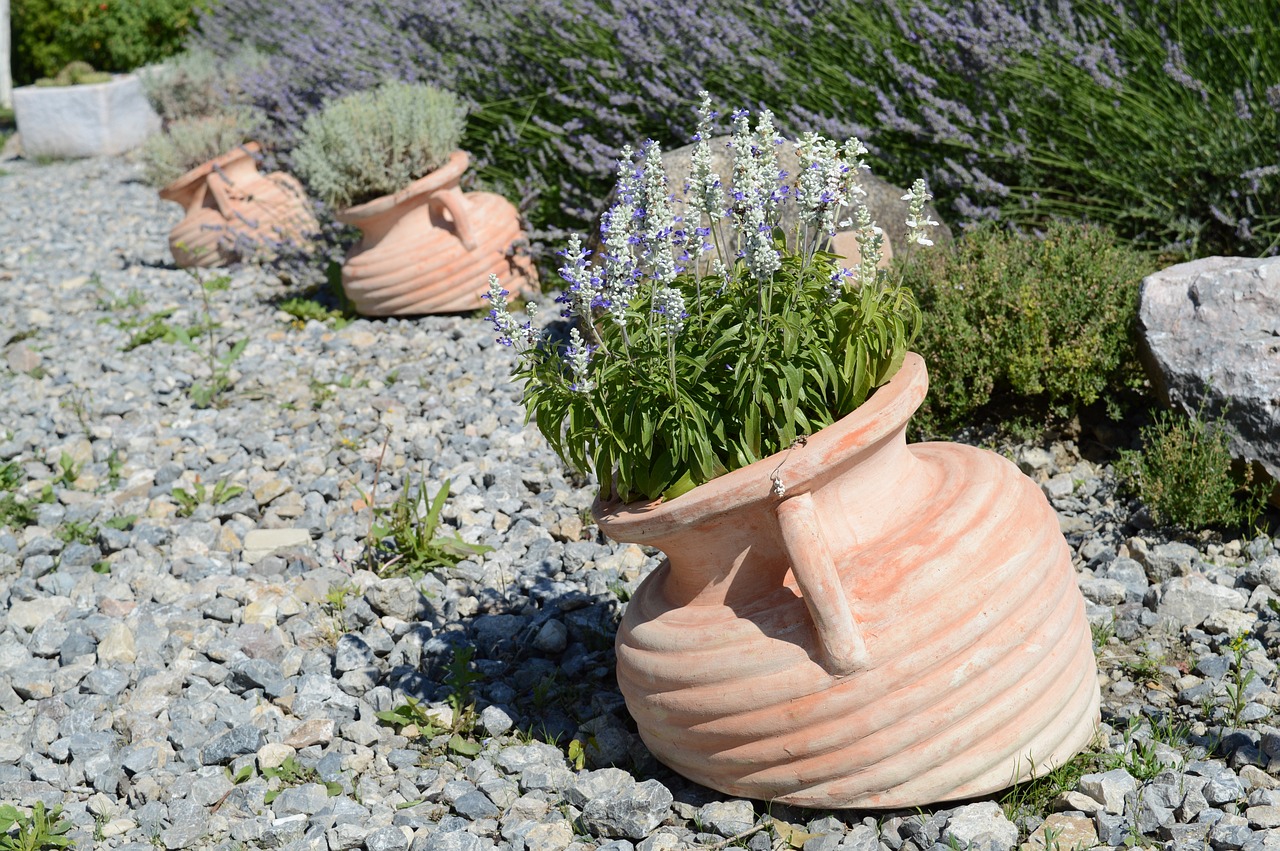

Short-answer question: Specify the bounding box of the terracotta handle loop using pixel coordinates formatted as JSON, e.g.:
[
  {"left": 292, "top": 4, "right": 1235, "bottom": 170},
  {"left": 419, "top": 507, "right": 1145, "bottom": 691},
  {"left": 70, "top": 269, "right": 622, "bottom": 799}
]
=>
[
  {"left": 776, "top": 492, "right": 869, "bottom": 676},
  {"left": 434, "top": 186, "right": 479, "bottom": 251},
  {"left": 206, "top": 174, "right": 238, "bottom": 219}
]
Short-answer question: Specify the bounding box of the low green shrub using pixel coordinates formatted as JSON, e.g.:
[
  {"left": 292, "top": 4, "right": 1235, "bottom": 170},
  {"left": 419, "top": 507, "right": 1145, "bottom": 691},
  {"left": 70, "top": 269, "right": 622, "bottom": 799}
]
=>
[
  {"left": 1117, "top": 407, "right": 1269, "bottom": 534},
  {"left": 900, "top": 222, "right": 1155, "bottom": 435},
  {"left": 141, "top": 47, "right": 266, "bottom": 124},
  {"left": 292, "top": 81, "right": 466, "bottom": 210},
  {"left": 140, "top": 109, "right": 261, "bottom": 187},
  {"left": 11, "top": 0, "right": 205, "bottom": 85},
  {"left": 34, "top": 60, "right": 111, "bottom": 86}
]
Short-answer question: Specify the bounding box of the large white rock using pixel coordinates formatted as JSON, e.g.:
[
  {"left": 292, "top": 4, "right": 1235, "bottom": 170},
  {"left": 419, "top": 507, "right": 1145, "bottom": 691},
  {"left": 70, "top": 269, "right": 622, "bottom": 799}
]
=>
[
  {"left": 1137, "top": 256, "right": 1280, "bottom": 482},
  {"left": 12, "top": 73, "right": 160, "bottom": 158}
]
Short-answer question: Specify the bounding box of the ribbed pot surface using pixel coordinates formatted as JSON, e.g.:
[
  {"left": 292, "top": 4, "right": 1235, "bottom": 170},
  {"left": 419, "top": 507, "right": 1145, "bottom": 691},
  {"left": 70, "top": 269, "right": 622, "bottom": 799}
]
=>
[
  {"left": 342, "top": 191, "right": 534, "bottom": 315},
  {"left": 336, "top": 153, "right": 537, "bottom": 316},
  {"left": 598, "top": 353, "right": 1101, "bottom": 808}
]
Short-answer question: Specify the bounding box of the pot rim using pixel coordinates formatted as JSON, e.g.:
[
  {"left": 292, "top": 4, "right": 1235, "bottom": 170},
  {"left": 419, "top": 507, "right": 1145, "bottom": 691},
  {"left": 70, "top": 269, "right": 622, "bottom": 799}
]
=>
[
  {"left": 334, "top": 150, "right": 469, "bottom": 224},
  {"left": 158, "top": 141, "right": 261, "bottom": 201},
  {"left": 592, "top": 350, "right": 929, "bottom": 530}
]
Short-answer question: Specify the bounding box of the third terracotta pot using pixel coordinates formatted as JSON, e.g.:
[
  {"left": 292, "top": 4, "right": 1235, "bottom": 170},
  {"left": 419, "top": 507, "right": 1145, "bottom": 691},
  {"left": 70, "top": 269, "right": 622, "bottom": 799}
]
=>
[
  {"left": 335, "top": 151, "right": 538, "bottom": 316},
  {"left": 594, "top": 352, "right": 1101, "bottom": 809},
  {"left": 158, "top": 142, "right": 317, "bottom": 268}
]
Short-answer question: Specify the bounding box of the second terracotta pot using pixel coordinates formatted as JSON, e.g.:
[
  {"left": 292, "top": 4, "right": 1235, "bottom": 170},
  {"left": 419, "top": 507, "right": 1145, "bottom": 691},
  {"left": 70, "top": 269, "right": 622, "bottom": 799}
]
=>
[
  {"left": 334, "top": 151, "right": 537, "bottom": 316},
  {"left": 594, "top": 353, "right": 1100, "bottom": 809},
  {"left": 158, "top": 142, "right": 317, "bottom": 268}
]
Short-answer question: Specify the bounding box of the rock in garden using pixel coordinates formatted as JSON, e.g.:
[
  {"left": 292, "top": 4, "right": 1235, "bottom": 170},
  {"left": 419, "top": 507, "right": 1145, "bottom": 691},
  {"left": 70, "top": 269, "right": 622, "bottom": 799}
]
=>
[
  {"left": 1150, "top": 575, "right": 1248, "bottom": 627},
  {"left": 1023, "top": 813, "right": 1097, "bottom": 851},
  {"left": 580, "top": 778, "right": 674, "bottom": 839},
  {"left": 1136, "top": 255, "right": 1280, "bottom": 482},
  {"left": 365, "top": 577, "right": 429, "bottom": 621},
  {"left": 200, "top": 725, "right": 265, "bottom": 765},
  {"left": 242, "top": 527, "right": 311, "bottom": 564},
  {"left": 696, "top": 800, "right": 756, "bottom": 837},
  {"left": 943, "top": 802, "right": 1018, "bottom": 851}
]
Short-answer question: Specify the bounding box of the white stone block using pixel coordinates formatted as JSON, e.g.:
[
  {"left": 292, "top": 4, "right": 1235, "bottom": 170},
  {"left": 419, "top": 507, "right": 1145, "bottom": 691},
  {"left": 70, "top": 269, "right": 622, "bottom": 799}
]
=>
[{"left": 13, "top": 73, "right": 160, "bottom": 158}]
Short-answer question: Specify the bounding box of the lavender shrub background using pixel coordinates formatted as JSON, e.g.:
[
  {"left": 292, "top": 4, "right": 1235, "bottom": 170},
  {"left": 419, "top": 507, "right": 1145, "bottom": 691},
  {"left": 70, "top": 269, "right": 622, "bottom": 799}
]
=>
[{"left": 193, "top": 0, "right": 1280, "bottom": 260}]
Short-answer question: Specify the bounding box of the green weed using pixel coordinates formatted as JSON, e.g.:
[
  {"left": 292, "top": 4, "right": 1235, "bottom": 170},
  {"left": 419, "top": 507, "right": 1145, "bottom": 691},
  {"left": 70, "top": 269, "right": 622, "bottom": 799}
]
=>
[
  {"left": 0, "top": 462, "right": 21, "bottom": 492},
  {"left": 172, "top": 477, "right": 245, "bottom": 517},
  {"left": 1225, "top": 633, "right": 1257, "bottom": 729},
  {"left": 103, "top": 514, "right": 137, "bottom": 531},
  {"left": 0, "top": 801, "right": 74, "bottom": 851},
  {"left": 180, "top": 271, "right": 245, "bottom": 408},
  {"left": 55, "top": 520, "right": 97, "bottom": 545},
  {"left": 259, "top": 757, "right": 342, "bottom": 804},
  {"left": 1117, "top": 404, "right": 1270, "bottom": 533},
  {"left": 104, "top": 451, "right": 123, "bottom": 490},
  {"left": 366, "top": 477, "right": 492, "bottom": 579},
  {"left": 54, "top": 453, "right": 80, "bottom": 488},
  {"left": 277, "top": 297, "right": 352, "bottom": 329},
  {"left": 375, "top": 696, "right": 445, "bottom": 739}
]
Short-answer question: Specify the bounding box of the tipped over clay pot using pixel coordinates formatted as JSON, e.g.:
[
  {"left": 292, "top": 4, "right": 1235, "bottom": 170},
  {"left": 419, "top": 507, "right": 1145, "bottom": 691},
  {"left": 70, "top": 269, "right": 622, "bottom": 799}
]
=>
[
  {"left": 594, "top": 353, "right": 1101, "bottom": 808},
  {"left": 158, "top": 142, "right": 318, "bottom": 268},
  {"left": 334, "top": 151, "right": 537, "bottom": 316}
]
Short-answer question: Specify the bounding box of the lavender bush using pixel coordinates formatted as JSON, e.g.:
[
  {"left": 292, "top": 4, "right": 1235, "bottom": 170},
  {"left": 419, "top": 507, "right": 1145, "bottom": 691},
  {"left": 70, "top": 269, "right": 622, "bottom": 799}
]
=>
[
  {"left": 190, "top": 0, "right": 785, "bottom": 251},
  {"left": 736, "top": 0, "right": 1280, "bottom": 257},
  {"left": 192, "top": 0, "right": 1280, "bottom": 259}
]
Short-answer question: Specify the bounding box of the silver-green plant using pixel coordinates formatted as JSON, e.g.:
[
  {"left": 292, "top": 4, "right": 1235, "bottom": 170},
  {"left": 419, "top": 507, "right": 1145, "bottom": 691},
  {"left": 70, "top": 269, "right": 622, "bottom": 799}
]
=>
[
  {"left": 141, "top": 47, "right": 268, "bottom": 123},
  {"left": 140, "top": 109, "right": 262, "bottom": 187},
  {"left": 292, "top": 81, "right": 466, "bottom": 210}
]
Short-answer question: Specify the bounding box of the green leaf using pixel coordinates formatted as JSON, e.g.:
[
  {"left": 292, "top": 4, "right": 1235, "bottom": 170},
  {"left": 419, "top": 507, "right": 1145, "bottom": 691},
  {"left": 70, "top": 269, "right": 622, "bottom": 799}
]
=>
[{"left": 448, "top": 734, "right": 481, "bottom": 756}]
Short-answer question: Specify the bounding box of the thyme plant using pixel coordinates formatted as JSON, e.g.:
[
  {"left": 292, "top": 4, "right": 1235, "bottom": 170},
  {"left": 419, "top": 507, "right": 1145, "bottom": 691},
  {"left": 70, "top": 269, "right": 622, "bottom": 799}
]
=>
[{"left": 488, "top": 95, "right": 931, "bottom": 503}]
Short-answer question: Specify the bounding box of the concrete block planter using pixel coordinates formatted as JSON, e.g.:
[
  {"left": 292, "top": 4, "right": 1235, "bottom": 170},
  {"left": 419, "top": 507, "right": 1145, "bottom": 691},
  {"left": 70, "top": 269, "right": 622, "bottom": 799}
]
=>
[{"left": 12, "top": 73, "right": 160, "bottom": 159}]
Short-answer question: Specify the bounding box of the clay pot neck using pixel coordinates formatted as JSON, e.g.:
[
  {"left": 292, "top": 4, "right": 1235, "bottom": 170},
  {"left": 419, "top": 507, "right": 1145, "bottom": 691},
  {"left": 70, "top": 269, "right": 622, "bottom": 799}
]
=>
[
  {"left": 158, "top": 143, "right": 264, "bottom": 212},
  {"left": 335, "top": 151, "right": 474, "bottom": 246},
  {"left": 593, "top": 353, "right": 932, "bottom": 606}
]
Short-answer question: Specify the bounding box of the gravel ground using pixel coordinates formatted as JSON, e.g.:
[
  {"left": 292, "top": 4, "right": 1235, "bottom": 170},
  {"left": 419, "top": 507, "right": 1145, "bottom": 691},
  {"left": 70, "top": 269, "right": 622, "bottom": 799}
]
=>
[{"left": 2, "top": 154, "right": 1280, "bottom": 851}]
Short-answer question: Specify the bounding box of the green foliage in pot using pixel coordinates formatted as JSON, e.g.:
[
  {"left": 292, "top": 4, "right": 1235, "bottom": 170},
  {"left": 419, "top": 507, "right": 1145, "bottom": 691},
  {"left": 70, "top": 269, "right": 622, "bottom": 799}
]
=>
[
  {"left": 11, "top": 0, "right": 205, "bottom": 85},
  {"left": 34, "top": 60, "right": 112, "bottom": 87},
  {"left": 486, "top": 94, "right": 931, "bottom": 503},
  {"left": 900, "top": 221, "right": 1156, "bottom": 435},
  {"left": 141, "top": 47, "right": 268, "bottom": 124},
  {"left": 140, "top": 109, "right": 263, "bottom": 187},
  {"left": 292, "top": 81, "right": 467, "bottom": 210}
]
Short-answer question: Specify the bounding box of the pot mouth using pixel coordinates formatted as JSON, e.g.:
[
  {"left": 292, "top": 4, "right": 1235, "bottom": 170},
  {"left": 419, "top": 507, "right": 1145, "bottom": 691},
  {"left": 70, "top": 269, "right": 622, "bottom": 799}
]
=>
[
  {"left": 592, "top": 351, "right": 929, "bottom": 532},
  {"left": 334, "top": 151, "right": 469, "bottom": 224},
  {"left": 158, "top": 141, "right": 261, "bottom": 200}
]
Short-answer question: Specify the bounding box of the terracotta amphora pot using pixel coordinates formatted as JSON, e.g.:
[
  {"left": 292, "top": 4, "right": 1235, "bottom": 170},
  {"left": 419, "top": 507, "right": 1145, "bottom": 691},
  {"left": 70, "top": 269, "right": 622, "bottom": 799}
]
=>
[
  {"left": 158, "top": 142, "right": 318, "bottom": 268},
  {"left": 334, "top": 151, "right": 537, "bottom": 316},
  {"left": 594, "top": 352, "right": 1100, "bottom": 809}
]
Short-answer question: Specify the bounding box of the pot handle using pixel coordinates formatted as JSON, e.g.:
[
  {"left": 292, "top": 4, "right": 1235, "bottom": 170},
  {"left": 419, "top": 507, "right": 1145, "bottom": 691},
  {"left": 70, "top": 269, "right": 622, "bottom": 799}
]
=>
[
  {"left": 434, "top": 186, "right": 479, "bottom": 252},
  {"left": 206, "top": 171, "right": 239, "bottom": 219},
  {"left": 776, "top": 492, "right": 870, "bottom": 676}
]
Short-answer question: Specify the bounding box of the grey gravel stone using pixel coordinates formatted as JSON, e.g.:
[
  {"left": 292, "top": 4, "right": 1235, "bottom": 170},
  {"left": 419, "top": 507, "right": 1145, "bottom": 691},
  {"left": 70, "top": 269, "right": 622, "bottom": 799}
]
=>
[
  {"left": 942, "top": 802, "right": 1018, "bottom": 851},
  {"left": 697, "top": 800, "right": 756, "bottom": 837},
  {"left": 201, "top": 725, "right": 265, "bottom": 765},
  {"left": 580, "top": 778, "right": 674, "bottom": 839},
  {"left": 366, "top": 826, "right": 412, "bottom": 851}
]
